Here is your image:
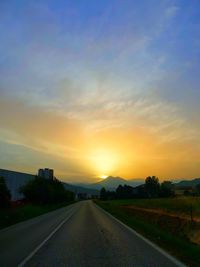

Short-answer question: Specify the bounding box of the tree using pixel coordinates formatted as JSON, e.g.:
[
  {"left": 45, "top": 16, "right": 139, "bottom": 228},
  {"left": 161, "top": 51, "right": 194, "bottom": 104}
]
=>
[
  {"left": 145, "top": 176, "right": 160, "bottom": 198},
  {"left": 19, "top": 177, "right": 74, "bottom": 204},
  {"left": 116, "top": 184, "right": 134, "bottom": 199},
  {"left": 0, "top": 177, "right": 11, "bottom": 208},
  {"left": 196, "top": 183, "right": 200, "bottom": 196},
  {"left": 100, "top": 187, "right": 107, "bottom": 200},
  {"left": 116, "top": 185, "right": 124, "bottom": 199},
  {"left": 160, "top": 181, "right": 175, "bottom": 197}
]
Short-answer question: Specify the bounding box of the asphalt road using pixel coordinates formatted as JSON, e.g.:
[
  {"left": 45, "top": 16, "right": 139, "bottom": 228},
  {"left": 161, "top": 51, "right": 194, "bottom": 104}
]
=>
[{"left": 0, "top": 200, "right": 185, "bottom": 267}]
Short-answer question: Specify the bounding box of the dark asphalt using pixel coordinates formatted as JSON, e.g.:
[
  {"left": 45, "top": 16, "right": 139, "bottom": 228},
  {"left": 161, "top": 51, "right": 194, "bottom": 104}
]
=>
[
  {"left": 0, "top": 200, "right": 185, "bottom": 267},
  {"left": 0, "top": 203, "right": 78, "bottom": 266}
]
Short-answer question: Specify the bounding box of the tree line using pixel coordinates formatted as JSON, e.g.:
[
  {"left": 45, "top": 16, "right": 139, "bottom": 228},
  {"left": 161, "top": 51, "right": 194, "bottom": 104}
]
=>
[
  {"left": 100, "top": 176, "right": 176, "bottom": 200},
  {"left": 19, "top": 176, "right": 74, "bottom": 204},
  {"left": 0, "top": 176, "right": 74, "bottom": 208}
]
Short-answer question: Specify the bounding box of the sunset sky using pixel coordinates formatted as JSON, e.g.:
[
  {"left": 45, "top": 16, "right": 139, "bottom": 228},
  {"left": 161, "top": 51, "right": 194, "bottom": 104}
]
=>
[{"left": 0, "top": 0, "right": 200, "bottom": 182}]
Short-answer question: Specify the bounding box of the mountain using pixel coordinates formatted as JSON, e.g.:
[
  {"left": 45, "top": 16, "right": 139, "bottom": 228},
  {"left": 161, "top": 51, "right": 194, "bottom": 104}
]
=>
[
  {"left": 128, "top": 178, "right": 145, "bottom": 187},
  {"left": 86, "top": 176, "right": 144, "bottom": 190},
  {"left": 62, "top": 182, "right": 99, "bottom": 196},
  {"left": 174, "top": 178, "right": 200, "bottom": 188},
  {"left": 69, "top": 177, "right": 200, "bottom": 192},
  {"left": 93, "top": 176, "right": 128, "bottom": 190}
]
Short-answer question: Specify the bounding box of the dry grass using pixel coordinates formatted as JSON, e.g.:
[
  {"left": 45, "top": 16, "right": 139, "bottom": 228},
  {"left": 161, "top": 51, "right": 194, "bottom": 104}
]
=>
[
  {"left": 96, "top": 197, "right": 200, "bottom": 266},
  {"left": 123, "top": 205, "right": 200, "bottom": 245}
]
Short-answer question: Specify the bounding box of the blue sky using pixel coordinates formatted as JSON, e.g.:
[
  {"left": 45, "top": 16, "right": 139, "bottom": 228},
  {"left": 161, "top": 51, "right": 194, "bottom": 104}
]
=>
[{"left": 0, "top": 0, "right": 200, "bottom": 181}]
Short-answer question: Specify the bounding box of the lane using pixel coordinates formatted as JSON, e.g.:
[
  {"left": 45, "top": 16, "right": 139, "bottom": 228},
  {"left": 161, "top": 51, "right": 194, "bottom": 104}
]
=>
[
  {"left": 0, "top": 202, "right": 79, "bottom": 266},
  {"left": 27, "top": 200, "right": 185, "bottom": 267}
]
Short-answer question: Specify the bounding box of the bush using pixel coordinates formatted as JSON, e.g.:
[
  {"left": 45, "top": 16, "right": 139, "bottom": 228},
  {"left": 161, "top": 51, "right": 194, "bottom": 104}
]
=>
[
  {"left": 196, "top": 183, "right": 200, "bottom": 196},
  {"left": 116, "top": 185, "right": 134, "bottom": 199},
  {"left": 0, "top": 176, "right": 11, "bottom": 208},
  {"left": 160, "top": 181, "right": 175, "bottom": 197},
  {"left": 145, "top": 176, "right": 160, "bottom": 198},
  {"left": 19, "top": 177, "right": 74, "bottom": 204}
]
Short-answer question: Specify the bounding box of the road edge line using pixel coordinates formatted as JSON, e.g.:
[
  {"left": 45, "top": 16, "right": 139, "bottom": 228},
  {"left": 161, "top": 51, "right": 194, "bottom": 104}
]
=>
[
  {"left": 18, "top": 206, "right": 77, "bottom": 267},
  {"left": 94, "top": 202, "right": 186, "bottom": 267}
]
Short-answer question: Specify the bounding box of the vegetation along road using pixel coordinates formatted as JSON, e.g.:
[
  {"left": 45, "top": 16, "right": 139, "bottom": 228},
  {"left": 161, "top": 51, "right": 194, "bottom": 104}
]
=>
[{"left": 0, "top": 200, "right": 185, "bottom": 267}]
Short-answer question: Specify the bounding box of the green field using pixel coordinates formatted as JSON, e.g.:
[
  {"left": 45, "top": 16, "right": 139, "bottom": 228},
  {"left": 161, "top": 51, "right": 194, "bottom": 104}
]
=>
[
  {"left": 99, "top": 197, "right": 200, "bottom": 218},
  {"left": 0, "top": 201, "right": 74, "bottom": 230},
  {"left": 119, "top": 197, "right": 200, "bottom": 216},
  {"left": 95, "top": 197, "right": 200, "bottom": 267}
]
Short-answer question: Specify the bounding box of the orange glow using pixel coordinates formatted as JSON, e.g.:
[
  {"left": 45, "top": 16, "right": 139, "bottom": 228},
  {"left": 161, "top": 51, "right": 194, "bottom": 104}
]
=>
[
  {"left": 1, "top": 97, "right": 200, "bottom": 183},
  {"left": 100, "top": 175, "right": 108, "bottom": 179},
  {"left": 87, "top": 148, "right": 119, "bottom": 176}
]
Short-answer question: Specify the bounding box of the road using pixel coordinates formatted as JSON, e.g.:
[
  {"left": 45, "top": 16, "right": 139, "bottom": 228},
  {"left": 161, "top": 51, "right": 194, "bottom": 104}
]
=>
[{"left": 0, "top": 200, "right": 185, "bottom": 267}]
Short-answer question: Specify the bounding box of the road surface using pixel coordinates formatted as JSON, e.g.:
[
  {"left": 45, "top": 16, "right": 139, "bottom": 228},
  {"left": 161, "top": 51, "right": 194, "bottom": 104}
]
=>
[{"left": 0, "top": 200, "right": 185, "bottom": 267}]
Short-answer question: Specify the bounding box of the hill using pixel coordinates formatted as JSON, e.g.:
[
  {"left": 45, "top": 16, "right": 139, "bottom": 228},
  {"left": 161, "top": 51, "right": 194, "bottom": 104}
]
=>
[
  {"left": 62, "top": 182, "right": 99, "bottom": 196},
  {"left": 174, "top": 178, "right": 200, "bottom": 188},
  {"left": 87, "top": 176, "right": 144, "bottom": 190}
]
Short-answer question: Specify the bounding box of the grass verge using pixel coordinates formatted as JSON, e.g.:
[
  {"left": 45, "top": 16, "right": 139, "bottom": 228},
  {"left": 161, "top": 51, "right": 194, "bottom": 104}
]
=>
[
  {"left": 95, "top": 199, "right": 200, "bottom": 267},
  {"left": 0, "top": 201, "right": 74, "bottom": 230}
]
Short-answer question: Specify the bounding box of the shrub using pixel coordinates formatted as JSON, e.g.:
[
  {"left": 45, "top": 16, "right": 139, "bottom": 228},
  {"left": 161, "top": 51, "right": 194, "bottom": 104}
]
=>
[
  {"left": 145, "top": 176, "right": 160, "bottom": 198},
  {"left": 20, "top": 177, "right": 74, "bottom": 204},
  {"left": 0, "top": 176, "right": 11, "bottom": 208}
]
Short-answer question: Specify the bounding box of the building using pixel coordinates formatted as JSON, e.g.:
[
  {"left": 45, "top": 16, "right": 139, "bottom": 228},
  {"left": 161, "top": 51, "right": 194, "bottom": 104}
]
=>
[
  {"left": 38, "top": 169, "right": 44, "bottom": 178},
  {"left": 0, "top": 168, "right": 55, "bottom": 201},
  {"left": 38, "top": 168, "right": 54, "bottom": 179},
  {"left": 0, "top": 169, "right": 35, "bottom": 201}
]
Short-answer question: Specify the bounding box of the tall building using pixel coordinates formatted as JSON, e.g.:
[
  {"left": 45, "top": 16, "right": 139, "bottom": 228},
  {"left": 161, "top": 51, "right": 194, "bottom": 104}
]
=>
[
  {"left": 38, "top": 169, "right": 44, "bottom": 178},
  {"left": 38, "top": 168, "right": 54, "bottom": 179}
]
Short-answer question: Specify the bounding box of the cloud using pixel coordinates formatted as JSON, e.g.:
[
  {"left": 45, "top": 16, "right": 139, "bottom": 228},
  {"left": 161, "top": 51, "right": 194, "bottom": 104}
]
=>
[
  {"left": 0, "top": 96, "right": 86, "bottom": 155},
  {"left": 0, "top": 1, "right": 200, "bottom": 180},
  {"left": 0, "top": 140, "right": 91, "bottom": 181},
  {"left": 165, "top": 6, "right": 179, "bottom": 19}
]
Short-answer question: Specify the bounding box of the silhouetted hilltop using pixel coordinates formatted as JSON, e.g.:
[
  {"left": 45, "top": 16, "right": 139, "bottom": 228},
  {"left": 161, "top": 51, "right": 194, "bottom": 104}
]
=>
[
  {"left": 70, "top": 177, "right": 200, "bottom": 192},
  {"left": 87, "top": 176, "right": 144, "bottom": 190},
  {"left": 174, "top": 178, "right": 200, "bottom": 188},
  {"left": 62, "top": 182, "right": 99, "bottom": 195}
]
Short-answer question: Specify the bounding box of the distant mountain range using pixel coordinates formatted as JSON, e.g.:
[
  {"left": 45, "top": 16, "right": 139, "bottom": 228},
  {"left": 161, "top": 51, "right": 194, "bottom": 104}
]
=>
[
  {"left": 69, "top": 176, "right": 200, "bottom": 193},
  {"left": 62, "top": 182, "right": 99, "bottom": 196},
  {"left": 174, "top": 178, "right": 200, "bottom": 188},
  {"left": 76, "top": 176, "right": 144, "bottom": 191},
  {"left": 92, "top": 176, "right": 144, "bottom": 190}
]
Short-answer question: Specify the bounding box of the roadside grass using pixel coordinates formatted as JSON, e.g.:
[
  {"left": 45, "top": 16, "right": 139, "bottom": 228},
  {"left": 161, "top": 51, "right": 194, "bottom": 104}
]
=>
[
  {"left": 95, "top": 199, "right": 200, "bottom": 267},
  {"left": 98, "top": 197, "right": 200, "bottom": 218},
  {"left": 0, "top": 201, "right": 74, "bottom": 230}
]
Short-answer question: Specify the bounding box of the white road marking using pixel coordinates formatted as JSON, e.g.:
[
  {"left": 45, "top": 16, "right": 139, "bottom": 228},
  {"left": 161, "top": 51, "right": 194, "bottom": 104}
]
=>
[
  {"left": 95, "top": 203, "right": 186, "bottom": 267},
  {"left": 18, "top": 205, "right": 78, "bottom": 267}
]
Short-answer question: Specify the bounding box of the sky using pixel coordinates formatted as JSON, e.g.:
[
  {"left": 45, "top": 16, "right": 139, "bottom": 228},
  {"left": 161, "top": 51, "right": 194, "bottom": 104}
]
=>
[{"left": 0, "top": 0, "right": 200, "bottom": 183}]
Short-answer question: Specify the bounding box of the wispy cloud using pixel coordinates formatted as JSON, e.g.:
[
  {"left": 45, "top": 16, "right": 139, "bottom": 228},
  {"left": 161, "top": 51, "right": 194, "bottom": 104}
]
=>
[{"left": 0, "top": 0, "right": 200, "bottom": 180}]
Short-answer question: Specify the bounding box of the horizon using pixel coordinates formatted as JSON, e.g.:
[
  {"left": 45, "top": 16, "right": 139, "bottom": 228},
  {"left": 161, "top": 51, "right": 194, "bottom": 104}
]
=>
[
  {"left": 0, "top": 1, "right": 200, "bottom": 183},
  {"left": 0, "top": 167, "right": 199, "bottom": 185}
]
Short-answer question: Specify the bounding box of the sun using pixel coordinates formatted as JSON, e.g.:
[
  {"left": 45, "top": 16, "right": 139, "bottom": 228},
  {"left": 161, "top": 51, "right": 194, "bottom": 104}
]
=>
[
  {"left": 89, "top": 149, "right": 119, "bottom": 177},
  {"left": 100, "top": 175, "right": 108, "bottom": 179}
]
